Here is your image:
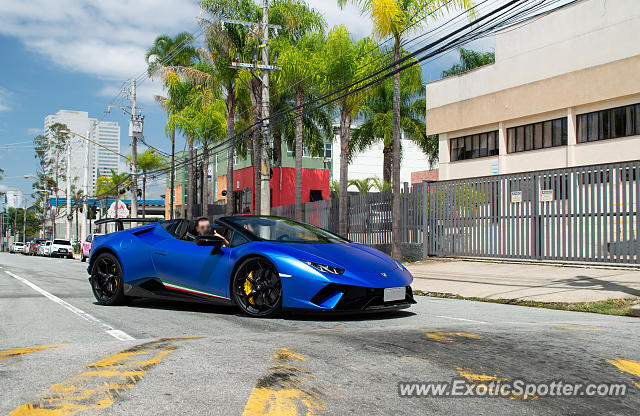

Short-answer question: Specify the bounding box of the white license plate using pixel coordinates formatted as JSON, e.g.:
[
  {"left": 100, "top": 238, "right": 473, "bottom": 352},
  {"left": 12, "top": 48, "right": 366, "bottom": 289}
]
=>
[{"left": 383, "top": 287, "right": 406, "bottom": 302}]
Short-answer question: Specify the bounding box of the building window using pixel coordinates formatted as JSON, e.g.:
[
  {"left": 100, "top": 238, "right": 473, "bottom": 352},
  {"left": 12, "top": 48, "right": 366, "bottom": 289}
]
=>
[
  {"left": 287, "top": 143, "right": 312, "bottom": 157},
  {"left": 576, "top": 103, "right": 640, "bottom": 143},
  {"left": 323, "top": 142, "right": 332, "bottom": 158},
  {"left": 507, "top": 117, "right": 567, "bottom": 154},
  {"left": 450, "top": 130, "right": 498, "bottom": 162}
]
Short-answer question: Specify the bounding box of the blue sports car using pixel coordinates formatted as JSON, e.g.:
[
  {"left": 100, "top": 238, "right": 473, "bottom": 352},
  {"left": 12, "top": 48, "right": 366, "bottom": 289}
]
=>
[{"left": 88, "top": 216, "right": 415, "bottom": 317}]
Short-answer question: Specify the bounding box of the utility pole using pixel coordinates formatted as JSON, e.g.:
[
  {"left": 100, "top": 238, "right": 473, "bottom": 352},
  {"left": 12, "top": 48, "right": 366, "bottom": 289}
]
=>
[
  {"left": 129, "top": 78, "right": 139, "bottom": 223},
  {"left": 223, "top": 0, "right": 280, "bottom": 215},
  {"left": 260, "top": 0, "right": 272, "bottom": 215},
  {"left": 82, "top": 130, "right": 90, "bottom": 241},
  {"left": 65, "top": 135, "right": 72, "bottom": 240},
  {"left": 22, "top": 199, "right": 26, "bottom": 243}
]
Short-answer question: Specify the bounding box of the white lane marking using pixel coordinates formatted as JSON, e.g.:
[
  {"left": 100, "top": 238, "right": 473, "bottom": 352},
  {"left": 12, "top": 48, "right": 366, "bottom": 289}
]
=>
[
  {"left": 436, "top": 315, "right": 487, "bottom": 324},
  {"left": 4, "top": 270, "right": 135, "bottom": 341}
]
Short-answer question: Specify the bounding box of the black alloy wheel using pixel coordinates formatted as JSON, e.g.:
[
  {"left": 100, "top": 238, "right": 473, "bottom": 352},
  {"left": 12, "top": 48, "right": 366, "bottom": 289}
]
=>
[
  {"left": 90, "top": 253, "right": 127, "bottom": 305},
  {"left": 232, "top": 257, "right": 282, "bottom": 318}
]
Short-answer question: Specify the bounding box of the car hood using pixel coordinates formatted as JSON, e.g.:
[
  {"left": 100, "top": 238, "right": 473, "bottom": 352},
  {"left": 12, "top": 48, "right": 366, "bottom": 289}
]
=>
[{"left": 274, "top": 242, "right": 398, "bottom": 273}]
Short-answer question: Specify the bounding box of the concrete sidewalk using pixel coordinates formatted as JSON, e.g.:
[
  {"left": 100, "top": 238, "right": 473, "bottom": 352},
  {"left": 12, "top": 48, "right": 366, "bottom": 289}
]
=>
[{"left": 406, "top": 259, "right": 640, "bottom": 303}]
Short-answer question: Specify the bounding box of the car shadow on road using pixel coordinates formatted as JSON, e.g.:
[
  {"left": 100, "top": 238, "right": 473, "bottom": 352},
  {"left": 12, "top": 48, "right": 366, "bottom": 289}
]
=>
[{"left": 120, "top": 298, "right": 415, "bottom": 322}]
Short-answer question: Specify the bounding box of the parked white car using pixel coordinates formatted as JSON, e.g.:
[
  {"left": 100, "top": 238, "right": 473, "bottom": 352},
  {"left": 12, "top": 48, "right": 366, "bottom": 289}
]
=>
[
  {"left": 37, "top": 240, "right": 53, "bottom": 256},
  {"left": 9, "top": 242, "right": 25, "bottom": 254},
  {"left": 51, "top": 239, "right": 74, "bottom": 259}
]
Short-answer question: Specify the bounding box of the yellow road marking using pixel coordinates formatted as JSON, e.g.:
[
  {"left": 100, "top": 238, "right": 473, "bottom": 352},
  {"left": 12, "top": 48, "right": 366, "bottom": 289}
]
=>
[
  {"left": 242, "top": 347, "right": 325, "bottom": 416},
  {"left": 607, "top": 357, "right": 640, "bottom": 389},
  {"left": 456, "top": 367, "right": 506, "bottom": 383},
  {"left": 0, "top": 345, "right": 65, "bottom": 361},
  {"left": 554, "top": 327, "right": 602, "bottom": 331},
  {"left": 426, "top": 332, "right": 481, "bottom": 342},
  {"left": 8, "top": 336, "right": 205, "bottom": 415},
  {"left": 455, "top": 367, "right": 537, "bottom": 401}
]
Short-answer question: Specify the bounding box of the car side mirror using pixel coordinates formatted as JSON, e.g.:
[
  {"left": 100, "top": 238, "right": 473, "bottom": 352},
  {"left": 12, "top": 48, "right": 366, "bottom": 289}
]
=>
[{"left": 194, "top": 235, "right": 225, "bottom": 254}]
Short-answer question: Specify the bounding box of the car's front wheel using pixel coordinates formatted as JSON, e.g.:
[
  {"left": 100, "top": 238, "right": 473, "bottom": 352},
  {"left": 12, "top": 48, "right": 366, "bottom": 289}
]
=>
[
  {"left": 90, "top": 253, "right": 127, "bottom": 306},
  {"left": 232, "top": 257, "right": 282, "bottom": 318}
]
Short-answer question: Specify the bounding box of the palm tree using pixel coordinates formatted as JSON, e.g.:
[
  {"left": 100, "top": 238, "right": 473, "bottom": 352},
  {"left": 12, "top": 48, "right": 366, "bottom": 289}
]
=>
[
  {"left": 146, "top": 32, "right": 197, "bottom": 219},
  {"left": 442, "top": 47, "right": 494, "bottom": 77},
  {"left": 131, "top": 149, "right": 166, "bottom": 218},
  {"left": 321, "top": 25, "right": 379, "bottom": 236},
  {"left": 96, "top": 169, "right": 130, "bottom": 218},
  {"left": 200, "top": 0, "right": 258, "bottom": 215},
  {"left": 70, "top": 186, "right": 83, "bottom": 241},
  {"left": 159, "top": 71, "right": 199, "bottom": 219},
  {"left": 351, "top": 62, "right": 434, "bottom": 182},
  {"left": 371, "top": 177, "right": 391, "bottom": 192},
  {"left": 276, "top": 33, "right": 324, "bottom": 220},
  {"left": 348, "top": 178, "right": 374, "bottom": 194},
  {"left": 338, "top": 0, "right": 474, "bottom": 257}
]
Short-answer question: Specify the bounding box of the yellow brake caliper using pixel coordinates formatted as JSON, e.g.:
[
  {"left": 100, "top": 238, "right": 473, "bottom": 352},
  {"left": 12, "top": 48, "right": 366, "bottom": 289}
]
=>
[{"left": 244, "top": 271, "right": 255, "bottom": 305}]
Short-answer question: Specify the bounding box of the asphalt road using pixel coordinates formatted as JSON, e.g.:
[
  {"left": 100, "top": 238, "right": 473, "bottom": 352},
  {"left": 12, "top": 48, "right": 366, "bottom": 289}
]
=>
[{"left": 1, "top": 252, "right": 639, "bottom": 415}]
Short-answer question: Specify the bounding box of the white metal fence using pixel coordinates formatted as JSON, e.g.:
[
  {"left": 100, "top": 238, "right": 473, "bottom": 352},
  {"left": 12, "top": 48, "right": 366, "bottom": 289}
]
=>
[{"left": 269, "top": 161, "right": 640, "bottom": 264}]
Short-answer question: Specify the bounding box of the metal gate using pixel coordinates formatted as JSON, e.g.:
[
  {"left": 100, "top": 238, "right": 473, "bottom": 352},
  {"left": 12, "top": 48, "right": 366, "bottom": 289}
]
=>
[{"left": 423, "top": 161, "right": 640, "bottom": 264}]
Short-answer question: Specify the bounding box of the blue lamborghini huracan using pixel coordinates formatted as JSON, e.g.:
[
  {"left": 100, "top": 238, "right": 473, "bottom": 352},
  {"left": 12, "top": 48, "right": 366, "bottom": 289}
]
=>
[{"left": 88, "top": 216, "right": 415, "bottom": 317}]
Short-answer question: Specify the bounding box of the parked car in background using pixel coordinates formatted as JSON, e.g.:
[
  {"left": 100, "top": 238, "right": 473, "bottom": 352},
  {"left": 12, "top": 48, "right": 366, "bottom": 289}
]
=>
[
  {"left": 9, "top": 242, "right": 25, "bottom": 253},
  {"left": 37, "top": 240, "right": 53, "bottom": 256},
  {"left": 81, "top": 233, "right": 103, "bottom": 262},
  {"left": 51, "top": 239, "right": 74, "bottom": 259},
  {"left": 29, "top": 239, "right": 47, "bottom": 256},
  {"left": 21, "top": 241, "right": 31, "bottom": 255}
]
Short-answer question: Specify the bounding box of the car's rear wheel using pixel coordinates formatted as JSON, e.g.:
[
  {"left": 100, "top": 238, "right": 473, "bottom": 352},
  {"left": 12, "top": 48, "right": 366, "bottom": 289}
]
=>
[
  {"left": 232, "top": 257, "right": 282, "bottom": 318},
  {"left": 90, "top": 253, "right": 127, "bottom": 306}
]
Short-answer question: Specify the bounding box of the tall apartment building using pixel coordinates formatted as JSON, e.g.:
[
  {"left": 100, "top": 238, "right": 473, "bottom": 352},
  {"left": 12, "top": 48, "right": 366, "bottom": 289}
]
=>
[
  {"left": 426, "top": 0, "right": 640, "bottom": 180},
  {"left": 44, "top": 110, "right": 120, "bottom": 195}
]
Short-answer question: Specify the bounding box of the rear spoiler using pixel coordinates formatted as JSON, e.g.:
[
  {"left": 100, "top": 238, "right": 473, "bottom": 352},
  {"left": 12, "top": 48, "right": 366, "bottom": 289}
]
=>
[{"left": 94, "top": 218, "right": 160, "bottom": 232}]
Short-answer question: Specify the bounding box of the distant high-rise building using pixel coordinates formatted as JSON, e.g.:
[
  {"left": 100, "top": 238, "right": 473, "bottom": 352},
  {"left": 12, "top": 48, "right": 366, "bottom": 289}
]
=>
[{"left": 44, "top": 110, "right": 120, "bottom": 195}]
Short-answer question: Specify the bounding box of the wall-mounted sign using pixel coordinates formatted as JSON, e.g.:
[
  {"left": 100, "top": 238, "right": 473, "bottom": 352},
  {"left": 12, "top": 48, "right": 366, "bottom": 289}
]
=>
[
  {"left": 510, "top": 191, "right": 522, "bottom": 203},
  {"left": 540, "top": 189, "right": 554, "bottom": 202}
]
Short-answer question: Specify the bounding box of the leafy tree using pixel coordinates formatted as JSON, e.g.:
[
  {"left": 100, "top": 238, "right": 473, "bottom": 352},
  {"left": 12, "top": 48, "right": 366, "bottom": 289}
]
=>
[
  {"left": 339, "top": 0, "right": 475, "bottom": 257},
  {"left": 146, "top": 32, "right": 198, "bottom": 219},
  {"left": 442, "top": 47, "right": 494, "bottom": 77}
]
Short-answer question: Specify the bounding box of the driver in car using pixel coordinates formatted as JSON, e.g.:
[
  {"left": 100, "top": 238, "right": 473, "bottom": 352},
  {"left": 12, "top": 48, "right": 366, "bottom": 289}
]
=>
[{"left": 194, "top": 217, "right": 230, "bottom": 247}]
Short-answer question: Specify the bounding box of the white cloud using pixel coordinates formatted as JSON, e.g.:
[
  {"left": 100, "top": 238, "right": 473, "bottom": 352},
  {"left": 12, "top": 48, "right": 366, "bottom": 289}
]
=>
[
  {"left": 26, "top": 127, "right": 43, "bottom": 135},
  {"left": 0, "top": 0, "right": 200, "bottom": 104},
  {"left": 0, "top": 87, "right": 11, "bottom": 111},
  {"left": 307, "top": 1, "right": 372, "bottom": 39}
]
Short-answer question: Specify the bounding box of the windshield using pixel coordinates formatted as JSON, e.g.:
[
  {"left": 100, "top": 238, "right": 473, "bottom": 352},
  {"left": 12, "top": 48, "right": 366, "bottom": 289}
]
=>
[
  {"left": 53, "top": 239, "right": 71, "bottom": 245},
  {"left": 225, "top": 216, "right": 348, "bottom": 244}
]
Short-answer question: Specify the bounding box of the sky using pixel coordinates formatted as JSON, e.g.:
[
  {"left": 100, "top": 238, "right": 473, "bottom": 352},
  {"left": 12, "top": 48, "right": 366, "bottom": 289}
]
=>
[{"left": 0, "top": 0, "right": 493, "bottom": 205}]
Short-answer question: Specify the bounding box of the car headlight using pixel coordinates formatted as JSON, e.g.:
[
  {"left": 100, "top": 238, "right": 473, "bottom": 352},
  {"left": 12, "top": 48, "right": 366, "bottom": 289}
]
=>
[
  {"left": 302, "top": 260, "right": 344, "bottom": 275},
  {"left": 394, "top": 258, "right": 405, "bottom": 270}
]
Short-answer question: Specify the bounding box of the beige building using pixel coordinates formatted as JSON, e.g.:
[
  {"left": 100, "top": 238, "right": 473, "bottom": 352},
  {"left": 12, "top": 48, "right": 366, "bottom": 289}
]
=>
[{"left": 426, "top": 0, "right": 640, "bottom": 181}]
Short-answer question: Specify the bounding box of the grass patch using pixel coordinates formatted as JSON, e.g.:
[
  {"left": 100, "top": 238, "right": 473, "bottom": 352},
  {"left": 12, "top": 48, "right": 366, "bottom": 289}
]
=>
[{"left": 413, "top": 290, "right": 639, "bottom": 317}]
